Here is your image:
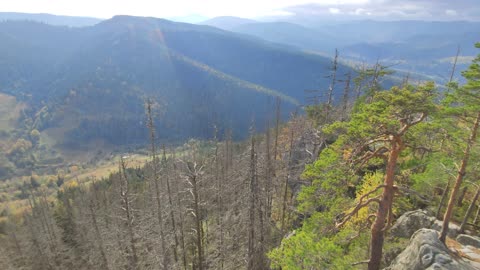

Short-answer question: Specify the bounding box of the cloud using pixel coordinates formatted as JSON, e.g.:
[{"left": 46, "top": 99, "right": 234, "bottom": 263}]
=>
[
  {"left": 281, "top": 0, "right": 480, "bottom": 21},
  {"left": 329, "top": 8, "right": 341, "bottom": 14},
  {"left": 445, "top": 9, "right": 457, "bottom": 16}
]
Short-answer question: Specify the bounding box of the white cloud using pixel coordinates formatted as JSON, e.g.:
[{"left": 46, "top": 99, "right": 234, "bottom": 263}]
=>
[
  {"left": 445, "top": 9, "right": 457, "bottom": 16},
  {"left": 0, "top": 0, "right": 478, "bottom": 21},
  {"left": 0, "top": 0, "right": 369, "bottom": 18},
  {"left": 354, "top": 8, "right": 367, "bottom": 15},
  {"left": 329, "top": 8, "right": 341, "bottom": 14}
]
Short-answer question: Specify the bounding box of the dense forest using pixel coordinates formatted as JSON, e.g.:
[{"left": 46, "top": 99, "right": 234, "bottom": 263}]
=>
[{"left": 1, "top": 39, "right": 479, "bottom": 269}]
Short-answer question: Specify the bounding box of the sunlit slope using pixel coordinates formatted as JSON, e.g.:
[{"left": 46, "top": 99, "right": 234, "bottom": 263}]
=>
[{"left": 0, "top": 16, "right": 350, "bottom": 144}]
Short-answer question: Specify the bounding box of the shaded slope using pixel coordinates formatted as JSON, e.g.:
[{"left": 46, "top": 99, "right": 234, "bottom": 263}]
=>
[{"left": 0, "top": 15, "right": 348, "bottom": 145}]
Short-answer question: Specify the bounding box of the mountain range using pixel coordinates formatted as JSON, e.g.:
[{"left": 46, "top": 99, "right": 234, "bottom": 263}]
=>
[
  {"left": 0, "top": 15, "right": 347, "bottom": 149},
  {"left": 0, "top": 12, "right": 101, "bottom": 27},
  {"left": 202, "top": 17, "right": 480, "bottom": 82}
]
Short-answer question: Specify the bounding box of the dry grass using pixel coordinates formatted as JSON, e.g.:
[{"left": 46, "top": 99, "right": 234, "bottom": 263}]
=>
[
  {"left": 447, "top": 236, "right": 480, "bottom": 263},
  {"left": 66, "top": 154, "right": 150, "bottom": 182},
  {"left": 0, "top": 93, "right": 23, "bottom": 131}
]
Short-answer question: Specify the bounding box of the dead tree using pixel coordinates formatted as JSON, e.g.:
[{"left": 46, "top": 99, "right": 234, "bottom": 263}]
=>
[
  {"left": 457, "top": 186, "right": 468, "bottom": 206},
  {"left": 146, "top": 99, "right": 168, "bottom": 268},
  {"left": 436, "top": 178, "right": 451, "bottom": 220},
  {"left": 247, "top": 133, "right": 258, "bottom": 270},
  {"left": 265, "top": 122, "right": 274, "bottom": 221},
  {"left": 460, "top": 185, "right": 480, "bottom": 233},
  {"left": 213, "top": 125, "right": 226, "bottom": 270},
  {"left": 172, "top": 148, "right": 189, "bottom": 270},
  {"left": 162, "top": 145, "right": 179, "bottom": 263},
  {"left": 182, "top": 154, "right": 205, "bottom": 270},
  {"left": 441, "top": 112, "right": 480, "bottom": 243},
  {"left": 273, "top": 97, "right": 281, "bottom": 162},
  {"left": 281, "top": 114, "right": 296, "bottom": 233},
  {"left": 325, "top": 49, "right": 339, "bottom": 122},
  {"left": 119, "top": 159, "right": 139, "bottom": 269},
  {"left": 341, "top": 72, "right": 352, "bottom": 121},
  {"left": 448, "top": 46, "right": 461, "bottom": 87},
  {"left": 88, "top": 179, "right": 110, "bottom": 270}
]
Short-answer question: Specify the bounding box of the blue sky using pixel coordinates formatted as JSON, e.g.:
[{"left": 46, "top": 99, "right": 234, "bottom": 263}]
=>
[{"left": 1, "top": 0, "right": 479, "bottom": 21}]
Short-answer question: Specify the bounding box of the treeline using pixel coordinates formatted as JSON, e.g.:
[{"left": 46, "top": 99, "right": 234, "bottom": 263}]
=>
[{"left": 0, "top": 94, "right": 319, "bottom": 270}]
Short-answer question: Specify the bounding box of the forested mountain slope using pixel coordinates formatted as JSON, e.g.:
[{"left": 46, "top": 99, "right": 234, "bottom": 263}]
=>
[
  {"left": 203, "top": 17, "right": 480, "bottom": 82},
  {"left": 0, "top": 16, "right": 349, "bottom": 146}
]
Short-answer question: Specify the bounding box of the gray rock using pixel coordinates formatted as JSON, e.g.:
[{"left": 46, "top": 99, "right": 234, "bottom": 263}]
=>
[
  {"left": 457, "top": 234, "right": 480, "bottom": 249},
  {"left": 390, "top": 210, "right": 436, "bottom": 238},
  {"left": 385, "top": 229, "right": 476, "bottom": 270},
  {"left": 431, "top": 220, "right": 461, "bottom": 238}
]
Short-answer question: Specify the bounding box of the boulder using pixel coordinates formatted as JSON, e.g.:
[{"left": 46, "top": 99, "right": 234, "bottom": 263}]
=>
[
  {"left": 390, "top": 210, "right": 436, "bottom": 238},
  {"left": 457, "top": 234, "right": 480, "bottom": 249},
  {"left": 431, "top": 220, "right": 461, "bottom": 239},
  {"left": 385, "top": 229, "right": 476, "bottom": 270}
]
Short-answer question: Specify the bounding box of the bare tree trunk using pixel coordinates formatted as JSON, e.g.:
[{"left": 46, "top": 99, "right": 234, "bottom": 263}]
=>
[
  {"left": 325, "top": 49, "right": 339, "bottom": 122},
  {"left": 172, "top": 149, "right": 188, "bottom": 270},
  {"left": 88, "top": 182, "right": 110, "bottom": 270},
  {"left": 474, "top": 204, "right": 480, "bottom": 225},
  {"left": 191, "top": 173, "right": 204, "bottom": 270},
  {"left": 265, "top": 124, "right": 273, "bottom": 221},
  {"left": 440, "top": 112, "right": 480, "bottom": 243},
  {"left": 460, "top": 187, "right": 480, "bottom": 233},
  {"left": 184, "top": 156, "right": 205, "bottom": 270},
  {"left": 273, "top": 97, "right": 281, "bottom": 162},
  {"left": 368, "top": 138, "right": 402, "bottom": 270},
  {"left": 119, "top": 160, "right": 139, "bottom": 270},
  {"left": 436, "top": 179, "right": 451, "bottom": 220},
  {"left": 214, "top": 127, "right": 225, "bottom": 270},
  {"left": 341, "top": 71, "right": 351, "bottom": 121},
  {"left": 448, "top": 46, "right": 461, "bottom": 86},
  {"left": 281, "top": 119, "right": 295, "bottom": 233},
  {"left": 457, "top": 186, "right": 468, "bottom": 206},
  {"left": 146, "top": 100, "right": 168, "bottom": 268},
  {"left": 162, "top": 145, "right": 179, "bottom": 263},
  {"left": 247, "top": 135, "right": 257, "bottom": 270}
]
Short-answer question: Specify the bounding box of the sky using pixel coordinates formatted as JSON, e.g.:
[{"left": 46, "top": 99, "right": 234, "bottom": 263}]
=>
[{"left": 1, "top": 0, "right": 479, "bottom": 21}]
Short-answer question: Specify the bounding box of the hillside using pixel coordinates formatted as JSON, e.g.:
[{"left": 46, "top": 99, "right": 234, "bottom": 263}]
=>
[
  {"left": 204, "top": 17, "right": 480, "bottom": 82},
  {"left": 0, "top": 15, "right": 352, "bottom": 179}
]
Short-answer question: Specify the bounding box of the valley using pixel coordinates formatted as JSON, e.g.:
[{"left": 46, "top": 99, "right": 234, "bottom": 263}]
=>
[{"left": 0, "top": 5, "right": 480, "bottom": 270}]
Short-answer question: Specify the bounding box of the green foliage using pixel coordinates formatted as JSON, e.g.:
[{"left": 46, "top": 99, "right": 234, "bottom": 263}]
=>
[
  {"left": 268, "top": 229, "right": 352, "bottom": 270},
  {"left": 273, "top": 80, "right": 438, "bottom": 270},
  {"left": 347, "top": 82, "right": 436, "bottom": 143},
  {"left": 29, "top": 129, "right": 40, "bottom": 145}
]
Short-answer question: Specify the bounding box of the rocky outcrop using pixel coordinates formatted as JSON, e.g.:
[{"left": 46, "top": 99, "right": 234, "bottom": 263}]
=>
[
  {"left": 390, "top": 210, "right": 436, "bottom": 238},
  {"left": 457, "top": 234, "right": 480, "bottom": 249},
  {"left": 385, "top": 229, "right": 477, "bottom": 270},
  {"left": 431, "top": 220, "right": 461, "bottom": 239},
  {"left": 389, "top": 209, "right": 462, "bottom": 240}
]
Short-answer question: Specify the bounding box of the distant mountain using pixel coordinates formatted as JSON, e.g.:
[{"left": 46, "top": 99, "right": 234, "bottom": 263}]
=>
[
  {"left": 0, "top": 12, "right": 102, "bottom": 27},
  {"left": 218, "top": 19, "right": 480, "bottom": 82},
  {"left": 200, "top": 16, "right": 257, "bottom": 31},
  {"left": 0, "top": 16, "right": 349, "bottom": 147},
  {"left": 231, "top": 21, "right": 341, "bottom": 53}
]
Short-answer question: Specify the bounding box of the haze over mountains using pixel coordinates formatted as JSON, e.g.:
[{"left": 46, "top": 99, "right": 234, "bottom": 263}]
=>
[
  {"left": 201, "top": 16, "right": 480, "bottom": 82},
  {"left": 0, "top": 14, "right": 348, "bottom": 150},
  {"left": 0, "top": 11, "right": 478, "bottom": 153},
  {"left": 0, "top": 12, "right": 101, "bottom": 27}
]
